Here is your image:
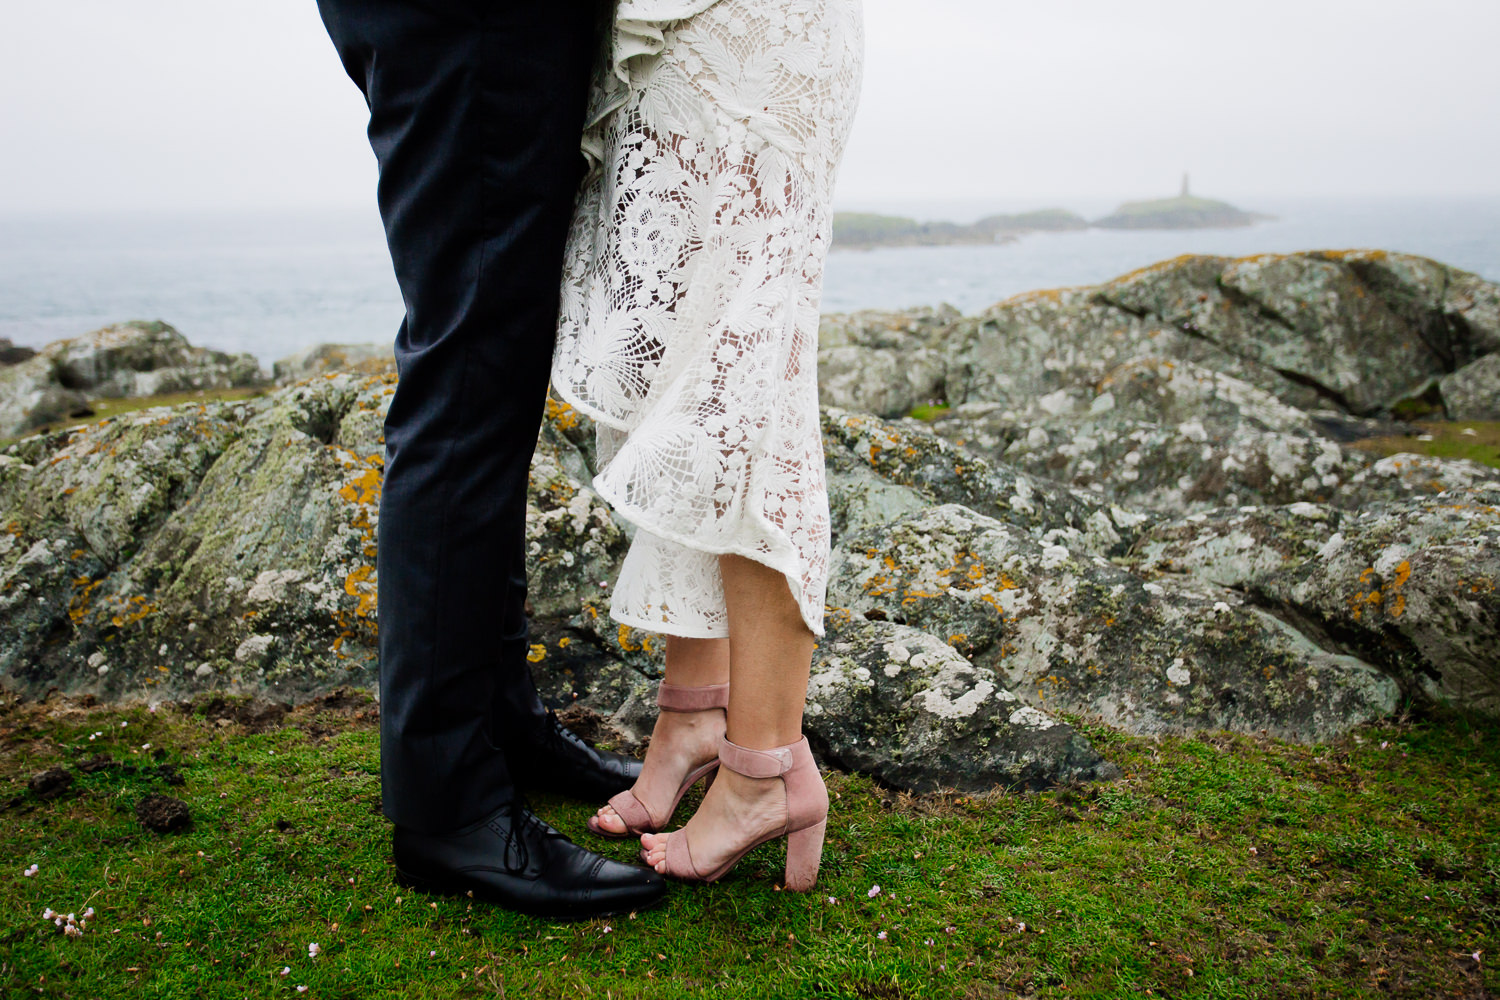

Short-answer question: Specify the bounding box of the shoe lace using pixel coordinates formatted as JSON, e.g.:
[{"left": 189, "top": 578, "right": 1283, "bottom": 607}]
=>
[{"left": 502, "top": 792, "right": 565, "bottom": 874}]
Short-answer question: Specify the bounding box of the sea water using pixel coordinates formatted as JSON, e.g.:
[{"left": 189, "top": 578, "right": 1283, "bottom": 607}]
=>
[{"left": 2, "top": 196, "right": 1497, "bottom": 366}]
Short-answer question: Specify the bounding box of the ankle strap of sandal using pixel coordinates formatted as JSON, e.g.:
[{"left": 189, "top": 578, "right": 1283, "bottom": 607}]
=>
[
  {"left": 656, "top": 681, "right": 730, "bottom": 713},
  {"left": 718, "top": 735, "right": 806, "bottom": 778}
]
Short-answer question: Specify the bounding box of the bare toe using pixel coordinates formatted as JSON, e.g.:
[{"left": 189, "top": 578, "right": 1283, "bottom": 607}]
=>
[{"left": 593, "top": 805, "right": 626, "bottom": 835}]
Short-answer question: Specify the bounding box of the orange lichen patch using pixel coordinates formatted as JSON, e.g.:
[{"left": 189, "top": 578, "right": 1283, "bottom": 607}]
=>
[
  {"left": 558, "top": 636, "right": 572, "bottom": 648},
  {"left": 338, "top": 468, "right": 382, "bottom": 507},
  {"left": 615, "top": 625, "right": 657, "bottom": 655},
  {"left": 544, "top": 395, "right": 581, "bottom": 431},
  {"left": 1349, "top": 559, "right": 1415, "bottom": 621},
  {"left": 947, "top": 634, "right": 968, "bottom": 646},
  {"left": 68, "top": 577, "right": 104, "bottom": 624},
  {"left": 526, "top": 644, "right": 547, "bottom": 663},
  {"left": 344, "top": 565, "right": 377, "bottom": 617},
  {"left": 1319, "top": 248, "right": 1390, "bottom": 262},
  {"left": 5, "top": 522, "right": 21, "bottom": 536},
  {"left": 110, "top": 595, "right": 155, "bottom": 628}
]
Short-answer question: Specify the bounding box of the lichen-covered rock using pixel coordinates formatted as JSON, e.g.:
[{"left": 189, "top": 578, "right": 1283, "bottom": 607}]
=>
[
  {"left": 827, "top": 504, "right": 1400, "bottom": 741},
  {"left": 821, "top": 407, "right": 1145, "bottom": 554},
  {"left": 938, "top": 357, "right": 1366, "bottom": 514},
  {"left": 816, "top": 307, "right": 960, "bottom": 419},
  {"left": 1439, "top": 354, "right": 1500, "bottom": 421},
  {"left": 805, "top": 617, "right": 1118, "bottom": 792},
  {"left": 1094, "top": 251, "right": 1499, "bottom": 415},
  {"left": 938, "top": 251, "right": 1500, "bottom": 420},
  {"left": 0, "top": 322, "right": 267, "bottom": 436},
  {"left": 0, "top": 338, "right": 36, "bottom": 367},
  {"left": 0, "top": 372, "right": 628, "bottom": 707},
  {"left": 1331, "top": 453, "right": 1500, "bottom": 509},
  {"left": 272, "top": 343, "right": 396, "bottom": 385},
  {"left": 1131, "top": 490, "right": 1500, "bottom": 715}
]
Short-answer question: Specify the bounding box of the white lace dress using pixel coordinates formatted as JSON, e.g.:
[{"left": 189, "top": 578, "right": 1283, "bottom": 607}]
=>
[{"left": 552, "top": 0, "right": 863, "bottom": 639}]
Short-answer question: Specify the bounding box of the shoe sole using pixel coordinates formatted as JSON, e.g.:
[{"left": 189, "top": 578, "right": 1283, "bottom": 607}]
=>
[{"left": 394, "top": 867, "right": 667, "bottom": 922}]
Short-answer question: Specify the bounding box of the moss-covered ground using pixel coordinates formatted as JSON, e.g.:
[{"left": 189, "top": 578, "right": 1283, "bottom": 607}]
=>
[
  {"left": 1352, "top": 421, "right": 1500, "bottom": 471},
  {"left": 2, "top": 693, "right": 1495, "bottom": 999}
]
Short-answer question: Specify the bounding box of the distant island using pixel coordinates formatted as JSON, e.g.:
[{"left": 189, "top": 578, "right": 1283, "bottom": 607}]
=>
[{"left": 833, "top": 177, "right": 1273, "bottom": 250}]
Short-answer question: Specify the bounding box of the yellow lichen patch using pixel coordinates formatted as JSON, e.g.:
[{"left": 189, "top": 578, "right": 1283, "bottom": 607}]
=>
[
  {"left": 527, "top": 644, "right": 547, "bottom": 663},
  {"left": 68, "top": 577, "right": 104, "bottom": 624},
  {"left": 947, "top": 634, "right": 968, "bottom": 646},
  {"left": 617, "top": 625, "right": 641, "bottom": 652},
  {"left": 344, "top": 565, "right": 377, "bottom": 617},
  {"left": 110, "top": 595, "right": 155, "bottom": 628},
  {"left": 338, "top": 468, "right": 382, "bottom": 507},
  {"left": 544, "top": 395, "right": 581, "bottom": 431},
  {"left": 558, "top": 636, "right": 572, "bottom": 648}
]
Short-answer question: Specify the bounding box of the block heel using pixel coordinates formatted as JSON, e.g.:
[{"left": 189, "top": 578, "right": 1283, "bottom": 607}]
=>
[{"left": 784, "top": 818, "right": 827, "bottom": 892}]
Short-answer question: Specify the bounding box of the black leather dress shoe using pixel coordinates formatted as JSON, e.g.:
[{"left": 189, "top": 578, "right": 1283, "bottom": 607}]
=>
[
  {"left": 393, "top": 799, "right": 665, "bottom": 919},
  {"left": 508, "top": 710, "right": 643, "bottom": 802}
]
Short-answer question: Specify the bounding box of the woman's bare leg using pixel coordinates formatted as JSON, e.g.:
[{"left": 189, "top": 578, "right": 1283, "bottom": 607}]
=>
[
  {"left": 591, "top": 635, "right": 729, "bottom": 834},
  {"left": 641, "top": 554, "right": 813, "bottom": 870}
]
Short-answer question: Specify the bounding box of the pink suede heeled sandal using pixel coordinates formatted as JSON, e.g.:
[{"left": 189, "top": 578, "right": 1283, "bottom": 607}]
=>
[
  {"left": 586, "top": 681, "right": 729, "bottom": 839},
  {"left": 657, "top": 734, "right": 829, "bottom": 892}
]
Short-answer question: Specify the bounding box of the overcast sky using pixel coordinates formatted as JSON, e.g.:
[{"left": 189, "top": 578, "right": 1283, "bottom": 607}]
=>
[{"left": 2, "top": 0, "right": 1497, "bottom": 216}]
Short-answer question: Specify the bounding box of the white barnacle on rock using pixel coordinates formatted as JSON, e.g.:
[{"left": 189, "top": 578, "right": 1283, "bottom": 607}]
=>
[
  {"left": 1037, "top": 389, "right": 1075, "bottom": 417},
  {"left": 247, "top": 569, "right": 306, "bottom": 605},
  {"left": 1373, "top": 544, "right": 1411, "bottom": 578},
  {"left": 1316, "top": 532, "right": 1345, "bottom": 559},
  {"left": 235, "top": 634, "right": 276, "bottom": 664},
  {"left": 920, "top": 677, "right": 996, "bottom": 720},
  {"left": 1166, "top": 658, "right": 1192, "bottom": 686},
  {"left": 1177, "top": 419, "right": 1208, "bottom": 443},
  {"left": 1007, "top": 705, "right": 1056, "bottom": 730}
]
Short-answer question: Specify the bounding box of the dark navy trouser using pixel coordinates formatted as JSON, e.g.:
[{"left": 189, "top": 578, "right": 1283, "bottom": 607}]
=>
[{"left": 316, "top": 0, "right": 601, "bottom": 833}]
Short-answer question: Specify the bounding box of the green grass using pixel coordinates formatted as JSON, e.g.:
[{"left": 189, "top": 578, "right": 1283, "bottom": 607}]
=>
[
  {"left": 907, "top": 404, "right": 951, "bottom": 422},
  {"left": 2, "top": 694, "right": 1496, "bottom": 998},
  {"left": 1352, "top": 420, "right": 1500, "bottom": 470}
]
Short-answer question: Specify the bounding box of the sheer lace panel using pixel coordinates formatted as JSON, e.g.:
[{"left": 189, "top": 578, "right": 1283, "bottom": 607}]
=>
[{"left": 554, "top": 0, "right": 863, "bottom": 637}]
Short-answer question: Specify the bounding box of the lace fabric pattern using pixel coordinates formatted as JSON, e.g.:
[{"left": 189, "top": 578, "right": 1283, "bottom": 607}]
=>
[{"left": 553, "top": 0, "right": 864, "bottom": 638}]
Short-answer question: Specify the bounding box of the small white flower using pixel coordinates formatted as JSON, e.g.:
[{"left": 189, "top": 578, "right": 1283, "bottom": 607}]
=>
[
  {"left": 83, "top": 907, "right": 95, "bottom": 919},
  {"left": 296, "top": 987, "right": 308, "bottom": 994},
  {"left": 826, "top": 896, "right": 837, "bottom": 904},
  {"left": 602, "top": 926, "right": 612, "bottom": 934},
  {"left": 429, "top": 950, "right": 436, "bottom": 957},
  {"left": 308, "top": 942, "right": 320, "bottom": 957},
  {"left": 867, "top": 884, "right": 881, "bottom": 898},
  {"left": 280, "top": 967, "right": 290, "bottom": 976},
  {"left": 141, "top": 743, "right": 151, "bottom": 750},
  {"left": 120, "top": 721, "right": 127, "bottom": 728},
  {"left": 23, "top": 864, "right": 39, "bottom": 877},
  {"left": 876, "top": 931, "right": 887, "bottom": 940},
  {"left": 42, "top": 908, "right": 56, "bottom": 920}
]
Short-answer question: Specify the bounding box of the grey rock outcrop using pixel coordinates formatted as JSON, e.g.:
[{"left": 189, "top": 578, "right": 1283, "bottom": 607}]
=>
[
  {"left": 0, "top": 338, "right": 36, "bottom": 366},
  {"left": 0, "top": 321, "right": 267, "bottom": 437},
  {"left": 1132, "top": 491, "right": 1500, "bottom": 716},
  {"left": 806, "top": 618, "right": 1118, "bottom": 793},
  {"left": 273, "top": 342, "right": 395, "bottom": 385},
  {"left": 826, "top": 504, "right": 1400, "bottom": 743},
  {"left": 1440, "top": 353, "right": 1500, "bottom": 421}
]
